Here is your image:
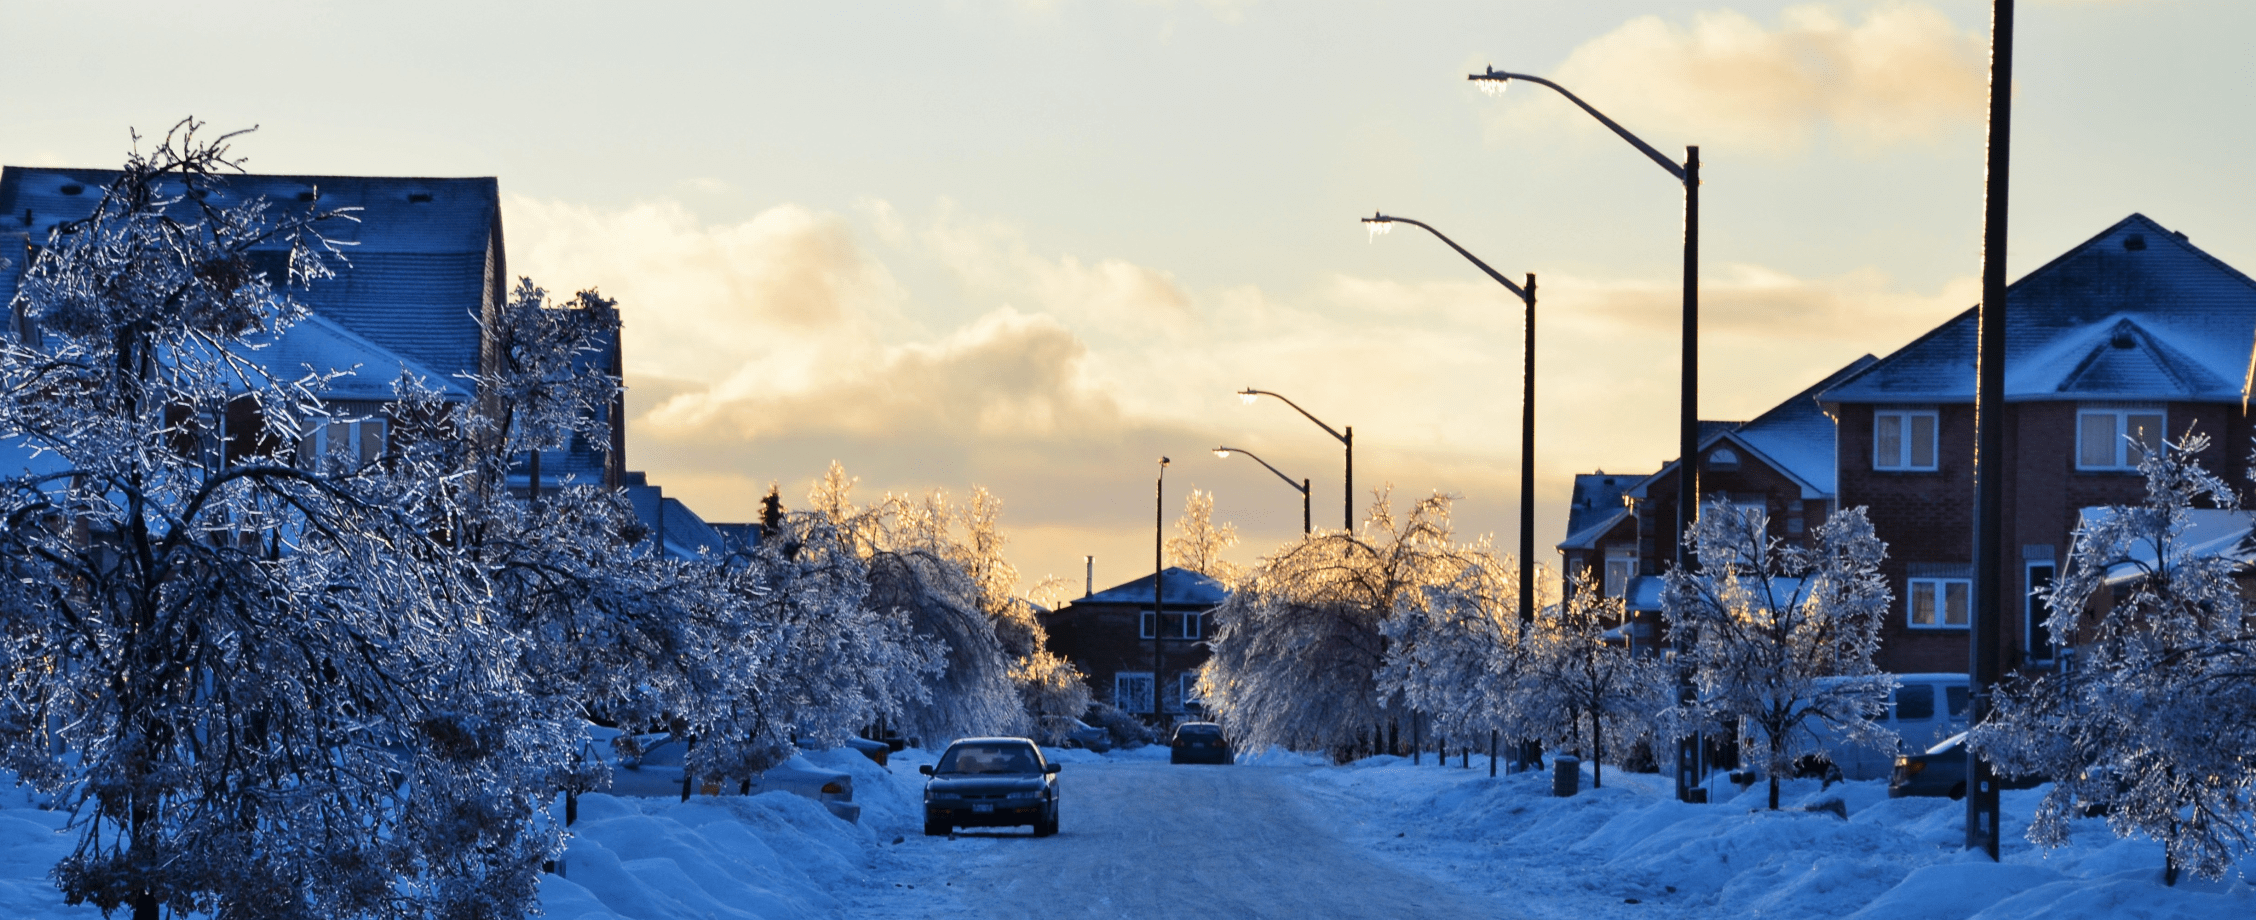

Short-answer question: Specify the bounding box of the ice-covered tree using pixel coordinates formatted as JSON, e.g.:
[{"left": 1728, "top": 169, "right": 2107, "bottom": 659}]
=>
[
  {"left": 0, "top": 122, "right": 575, "bottom": 920},
  {"left": 1521, "top": 573, "right": 1668, "bottom": 788},
  {"left": 1167, "top": 489, "right": 1245, "bottom": 584},
  {"left": 1661, "top": 504, "right": 1895, "bottom": 809},
  {"left": 1373, "top": 534, "right": 1529, "bottom": 752},
  {"left": 1970, "top": 433, "right": 2256, "bottom": 883},
  {"left": 1203, "top": 490, "right": 1486, "bottom": 758}
]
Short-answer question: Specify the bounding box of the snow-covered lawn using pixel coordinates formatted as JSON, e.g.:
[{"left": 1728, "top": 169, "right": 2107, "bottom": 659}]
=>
[
  {"left": 2, "top": 748, "right": 2251, "bottom": 919},
  {"left": 1292, "top": 755, "right": 2255, "bottom": 920}
]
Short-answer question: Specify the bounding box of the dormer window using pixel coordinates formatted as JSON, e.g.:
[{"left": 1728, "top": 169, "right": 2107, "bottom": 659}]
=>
[{"left": 1874, "top": 409, "right": 1938, "bottom": 471}]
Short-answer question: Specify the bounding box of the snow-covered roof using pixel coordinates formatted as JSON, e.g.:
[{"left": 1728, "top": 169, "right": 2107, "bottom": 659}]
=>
[
  {"left": 0, "top": 167, "right": 500, "bottom": 383},
  {"left": 1559, "top": 472, "right": 1640, "bottom": 551},
  {"left": 243, "top": 312, "right": 471, "bottom": 401},
  {"left": 1820, "top": 215, "right": 2256, "bottom": 405},
  {"left": 1626, "top": 356, "right": 1877, "bottom": 502},
  {"left": 1075, "top": 567, "right": 1229, "bottom": 608},
  {"left": 625, "top": 483, "right": 727, "bottom": 560},
  {"left": 2072, "top": 506, "right": 2256, "bottom": 587}
]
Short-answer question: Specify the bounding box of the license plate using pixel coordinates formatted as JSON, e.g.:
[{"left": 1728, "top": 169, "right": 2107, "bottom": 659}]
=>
[{"left": 973, "top": 804, "right": 994, "bottom": 813}]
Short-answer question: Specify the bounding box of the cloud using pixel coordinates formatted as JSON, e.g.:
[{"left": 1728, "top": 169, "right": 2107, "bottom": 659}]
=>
[{"left": 1488, "top": 2, "right": 1988, "bottom": 153}]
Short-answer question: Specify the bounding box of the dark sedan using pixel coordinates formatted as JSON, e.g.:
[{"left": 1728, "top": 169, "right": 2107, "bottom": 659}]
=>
[
  {"left": 1169, "top": 722, "right": 1232, "bottom": 765},
  {"left": 1889, "top": 732, "right": 2045, "bottom": 799},
  {"left": 920, "top": 737, "right": 1060, "bottom": 837}
]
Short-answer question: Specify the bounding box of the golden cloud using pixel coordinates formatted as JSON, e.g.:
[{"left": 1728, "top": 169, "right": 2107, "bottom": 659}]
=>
[{"left": 1490, "top": 2, "right": 1989, "bottom": 154}]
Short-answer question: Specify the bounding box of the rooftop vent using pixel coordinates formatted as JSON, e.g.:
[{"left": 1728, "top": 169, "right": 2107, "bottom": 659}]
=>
[
  {"left": 2111, "top": 330, "right": 2137, "bottom": 349},
  {"left": 2123, "top": 233, "right": 2146, "bottom": 251},
  {"left": 297, "top": 190, "right": 316, "bottom": 202},
  {"left": 2174, "top": 230, "right": 2189, "bottom": 242},
  {"left": 407, "top": 192, "right": 433, "bottom": 203},
  {"left": 58, "top": 184, "right": 83, "bottom": 196}
]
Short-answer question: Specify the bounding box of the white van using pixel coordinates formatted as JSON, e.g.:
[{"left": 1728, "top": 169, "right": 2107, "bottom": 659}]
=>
[{"left": 1812, "top": 673, "right": 1970, "bottom": 781}]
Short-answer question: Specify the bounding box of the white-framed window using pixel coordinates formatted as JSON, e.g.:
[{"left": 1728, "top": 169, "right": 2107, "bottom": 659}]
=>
[
  {"left": 1114, "top": 672, "right": 1154, "bottom": 714},
  {"left": 1875, "top": 409, "right": 1939, "bottom": 471},
  {"left": 1161, "top": 672, "right": 1199, "bottom": 714},
  {"left": 1908, "top": 577, "right": 1971, "bottom": 629},
  {"left": 1602, "top": 547, "right": 1637, "bottom": 599},
  {"left": 297, "top": 417, "right": 387, "bottom": 474},
  {"left": 2076, "top": 405, "right": 2164, "bottom": 471},
  {"left": 1139, "top": 609, "right": 1201, "bottom": 640}
]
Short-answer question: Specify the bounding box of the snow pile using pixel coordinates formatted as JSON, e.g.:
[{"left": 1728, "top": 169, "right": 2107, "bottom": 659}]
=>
[{"left": 1291, "top": 758, "right": 2255, "bottom": 920}]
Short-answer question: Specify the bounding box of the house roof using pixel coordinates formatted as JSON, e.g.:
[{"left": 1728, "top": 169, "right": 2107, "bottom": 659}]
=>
[
  {"left": 242, "top": 312, "right": 471, "bottom": 402},
  {"left": 1820, "top": 215, "right": 2256, "bottom": 405},
  {"left": 1072, "top": 566, "right": 1230, "bottom": 608},
  {"left": 1625, "top": 355, "right": 1879, "bottom": 503},
  {"left": 2073, "top": 506, "right": 2256, "bottom": 587},
  {"left": 1559, "top": 472, "right": 1642, "bottom": 551},
  {"left": 0, "top": 167, "right": 500, "bottom": 384},
  {"left": 624, "top": 484, "right": 727, "bottom": 560}
]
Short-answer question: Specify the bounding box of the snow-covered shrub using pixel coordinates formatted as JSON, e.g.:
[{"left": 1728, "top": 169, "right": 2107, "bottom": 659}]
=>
[
  {"left": 1084, "top": 701, "right": 1155, "bottom": 748},
  {"left": 1012, "top": 651, "right": 1095, "bottom": 746},
  {"left": 1970, "top": 433, "right": 2256, "bottom": 883},
  {"left": 1662, "top": 504, "right": 1895, "bottom": 809}
]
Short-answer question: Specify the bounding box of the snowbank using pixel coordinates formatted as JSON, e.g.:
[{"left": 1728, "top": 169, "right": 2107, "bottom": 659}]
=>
[{"left": 1288, "top": 756, "right": 2255, "bottom": 920}]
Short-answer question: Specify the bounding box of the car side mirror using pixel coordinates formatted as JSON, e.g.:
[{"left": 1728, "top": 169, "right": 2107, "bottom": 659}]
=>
[
  {"left": 1045, "top": 763, "right": 1062, "bottom": 774},
  {"left": 918, "top": 765, "right": 935, "bottom": 776}
]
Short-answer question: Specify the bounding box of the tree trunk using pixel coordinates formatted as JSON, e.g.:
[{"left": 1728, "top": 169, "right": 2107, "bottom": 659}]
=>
[
  {"left": 1590, "top": 706, "right": 1605, "bottom": 789},
  {"left": 1768, "top": 732, "right": 1785, "bottom": 810}
]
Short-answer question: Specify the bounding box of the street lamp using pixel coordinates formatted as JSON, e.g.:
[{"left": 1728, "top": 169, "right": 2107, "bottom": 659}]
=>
[
  {"left": 1468, "top": 64, "right": 1704, "bottom": 803},
  {"left": 1238, "top": 388, "right": 1352, "bottom": 530},
  {"left": 1360, "top": 214, "right": 1536, "bottom": 627},
  {"left": 1213, "top": 446, "right": 1312, "bottom": 535},
  {"left": 1154, "top": 456, "right": 1169, "bottom": 726}
]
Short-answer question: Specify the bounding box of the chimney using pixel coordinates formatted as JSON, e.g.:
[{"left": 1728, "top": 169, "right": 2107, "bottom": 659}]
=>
[{"left": 1085, "top": 556, "right": 1094, "bottom": 597}]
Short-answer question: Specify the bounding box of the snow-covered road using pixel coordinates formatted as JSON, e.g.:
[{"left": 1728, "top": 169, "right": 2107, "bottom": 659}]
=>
[{"left": 847, "top": 759, "right": 1520, "bottom": 919}]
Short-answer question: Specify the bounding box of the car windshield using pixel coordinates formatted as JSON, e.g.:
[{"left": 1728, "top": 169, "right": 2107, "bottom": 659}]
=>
[
  {"left": 1177, "top": 725, "right": 1221, "bottom": 739},
  {"left": 1925, "top": 731, "right": 1969, "bottom": 755},
  {"left": 936, "top": 743, "right": 1041, "bottom": 775}
]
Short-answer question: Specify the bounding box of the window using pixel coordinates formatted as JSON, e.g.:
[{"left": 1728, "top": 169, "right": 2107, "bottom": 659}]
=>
[
  {"left": 1139, "top": 609, "right": 1201, "bottom": 640},
  {"left": 2076, "top": 406, "right": 2164, "bottom": 470},
  {"left": 1705, "top": 448, "right": 1739, "bottom": 470},
  {"left": 1874, "top": 410, "right": 1939, "bottom": 470},
  {"left": 1944, "top": 685, "right": 1969, "bottom": 718},
  {"left": 297, "top": 417, "right": 387, "bottom": 473},
  {"left": 1163, "top": 672, "right": 1199, "bottom": 714},
  {"left": 1602, "top": 547, "right": 1637, "bottom": 599},
  {"left": 1114, "top": 672, "right": 1154, "bottom": 714},
  {"left": 1908, "top": 578, "right": 1971, "bottom": 628},
  {"left": 2027, "top": 562, "right": 2058, "bottom": 661},
  {"left": 1893, "top": 685, "right": 1935, "bottom": 721}
]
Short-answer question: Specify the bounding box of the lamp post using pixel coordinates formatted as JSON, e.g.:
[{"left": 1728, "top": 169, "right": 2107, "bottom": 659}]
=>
[
  {"left": 1468, "top": 65, "right": 1703, "bottom": 803},
  {"left": 1213, "top": 446, "right": 1312, "bottom": 535},
  {"left": 1238, "top": 388, "right": 1352, "bottom": 530},
  {"left": 1154, "top": 456, "right": 1170, "bottom": 726},
  {"left": 1360, "top": 214, "right": 1537, "bottom": 629}
]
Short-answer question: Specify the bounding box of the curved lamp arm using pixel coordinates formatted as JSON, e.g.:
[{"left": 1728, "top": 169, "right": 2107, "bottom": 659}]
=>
[
  {"left": 1212, "top": 446, "right": 1309, "bottom": 495},
  {"left": 1362, "top": 214, "right": 1527, "bottom": 302},
  {"left": 1467, "top": 67, "right": 1686, "bottom": 182},
  {"left": 1237, "top": 388, "right": 1347, "bottom": 444}
]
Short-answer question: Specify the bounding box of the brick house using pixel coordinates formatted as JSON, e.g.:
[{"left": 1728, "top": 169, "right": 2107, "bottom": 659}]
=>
[
  {"left": 1819, "top": 214, "right": 2256, "bottom": 674},
  {"left": 1559, "top": 357, "right": 1875, "bottom": 651},
  {"left": 1038, "top": 566, "right": 1229, "bottom": 724}
]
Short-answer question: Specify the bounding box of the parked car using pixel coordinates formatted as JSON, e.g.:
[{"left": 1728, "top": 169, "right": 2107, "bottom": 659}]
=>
[
  {"left": 920, "top": 737, "right": 1061, "bottom": 837},
  {"left": 1889, "top": 732, "right": 2046, "bottom": 799},
  {"left": 1810, "top": 673, "right": 1971, "bottom": 780},
  {"left": 1168, "top": 722, "right": 1231, "bottom": 765},
  {"left": 1060, "top": 718, "right": 1113, "bottom": 753},
  {"left": 592, "top": 725, "right": 861, "bottom": 822}
]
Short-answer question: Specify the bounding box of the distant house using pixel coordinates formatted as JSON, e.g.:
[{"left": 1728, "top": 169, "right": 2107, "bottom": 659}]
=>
[
  {"left": 1039, "top": 567, "right": 1230, "bottom": 723},
  {"left": 1819, "top": 214, "right": 2256, "bottom": 674}
]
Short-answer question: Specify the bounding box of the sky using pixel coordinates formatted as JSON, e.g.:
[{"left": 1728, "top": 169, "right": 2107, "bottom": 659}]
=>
[{"left": 4, "top": 0, "right": 2251, "bottom": 595}]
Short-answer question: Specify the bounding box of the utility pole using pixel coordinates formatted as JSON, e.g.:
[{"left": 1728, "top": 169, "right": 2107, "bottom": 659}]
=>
[{"left": 1967, "top": 0, "right": 2015, "bottom": 861}]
